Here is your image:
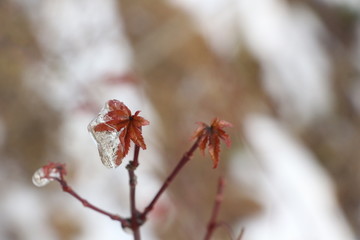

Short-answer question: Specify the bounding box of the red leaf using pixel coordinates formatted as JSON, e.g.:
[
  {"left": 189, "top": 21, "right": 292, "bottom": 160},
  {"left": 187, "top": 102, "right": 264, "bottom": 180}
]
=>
[
  {"left": 94, "top": 100, "right": 149, "bottom": 161},
  {"left": 192, "top": 118, "right": 232, "bottom": 168}
]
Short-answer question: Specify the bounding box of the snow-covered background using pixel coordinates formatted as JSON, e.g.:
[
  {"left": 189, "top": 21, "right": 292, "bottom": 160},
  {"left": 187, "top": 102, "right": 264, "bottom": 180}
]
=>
[{"left": 1, "top": 0, "right": 360, "bottom": 239}]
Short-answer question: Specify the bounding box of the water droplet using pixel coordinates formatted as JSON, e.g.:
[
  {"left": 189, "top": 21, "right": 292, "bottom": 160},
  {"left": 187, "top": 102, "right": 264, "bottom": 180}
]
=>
[
  {"left": 88, "top": 102, "right": 123, "bottom": 168},
  {"left": 32, "top": 168, "right": 53, "bottom": 187}
]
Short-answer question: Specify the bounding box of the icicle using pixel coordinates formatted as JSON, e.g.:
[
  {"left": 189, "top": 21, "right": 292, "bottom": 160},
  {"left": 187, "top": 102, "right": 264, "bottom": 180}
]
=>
[{"left": 88, "top": 102, "right": 122, "bottom": 168}]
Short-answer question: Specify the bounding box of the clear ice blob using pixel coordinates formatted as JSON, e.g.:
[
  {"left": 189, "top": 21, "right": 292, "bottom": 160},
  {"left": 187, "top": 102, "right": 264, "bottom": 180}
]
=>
[
  {"left": 32, "top": 163, "right": 65, "bottom": 187},
  {"left": 32, "top": 168, "right": 54, "bottom": 187},
  {"left": 88, "top": 102, "right": 122, "bottom": 168}
]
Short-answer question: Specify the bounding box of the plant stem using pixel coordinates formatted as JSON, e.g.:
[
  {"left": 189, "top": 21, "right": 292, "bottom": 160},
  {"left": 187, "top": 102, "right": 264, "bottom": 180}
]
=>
[
  {"left": 203, "top": 177, "right": 225, "bottom": 240},
  {"left": 140, "top": 137, "right": 201, "bottom": 220},
  {"left": 236, "top": 228, "right": 245, "bottom": 240},
  {"left": 55, "top": 178, "right": 129, "bottom": 228},
  {"left": 127, "top": 145, "right": 141, "bottom": 240}
]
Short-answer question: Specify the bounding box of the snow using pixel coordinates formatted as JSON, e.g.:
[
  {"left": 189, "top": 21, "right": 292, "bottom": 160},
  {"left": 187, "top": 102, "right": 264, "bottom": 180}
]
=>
[
  {"left": 236, "top": 0, "right": 334, "bottom": 125},
  {"left": 230, "top": 114, "right": 356, "bottom": 240},
  {"left": 7, "top": 0, "right": 160, "bottom": 239},
  {"left": 3, "top": 0, "right": 359, "bottom": 239}
]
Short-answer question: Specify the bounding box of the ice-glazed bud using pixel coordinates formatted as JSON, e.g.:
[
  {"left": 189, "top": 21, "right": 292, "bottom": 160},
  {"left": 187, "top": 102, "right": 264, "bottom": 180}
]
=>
[
  {"left": 88, "top": 101, "right": 122, "bottom": 168},
  {"left": 32, "top": 168, "right": 53, "bottom": 187},
  {"left": 32, "top": 162, "right": 66, "bottom": 187}
]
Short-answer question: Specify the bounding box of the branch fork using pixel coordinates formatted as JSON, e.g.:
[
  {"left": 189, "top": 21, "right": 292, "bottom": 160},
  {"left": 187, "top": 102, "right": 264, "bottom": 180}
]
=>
[{"left": 33, "top": 101, "right": 235, "bottom": 240}]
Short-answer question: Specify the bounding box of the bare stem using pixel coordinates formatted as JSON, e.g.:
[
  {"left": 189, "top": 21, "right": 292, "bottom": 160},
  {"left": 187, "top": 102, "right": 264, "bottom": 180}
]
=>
[
  {"left": 55, "top": 178, "right": 129, "bottom": 228},
  {"left": 203, "top": 177, "right": 226, "bottom": 240},
  {"left": 236, "top": 228, "right": 245, "bottom": 240},
  {"left": 140, "top": 137, "right": 201, "bottom": 220},
  {"left": 127, "top": 145, "right": 141, "bottom": 240}
]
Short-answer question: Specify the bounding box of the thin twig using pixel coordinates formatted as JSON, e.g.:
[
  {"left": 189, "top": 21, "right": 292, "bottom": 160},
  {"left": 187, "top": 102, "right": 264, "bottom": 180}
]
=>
[
  {"left": 140, "top": 137, "right": 201, "bottom": 220},
  {"left": 216, "top": 221, "right": 236, "bottom": 239},
  {"left": 203, "top": 177, "right": 226, "bottom": 240},
  {"left": 236, "top": 227, "right": 245, "bottom": 240},
  {"left": 55, "top": 178, "right": 130, "bottom": 228},
  {"left": 127, "top": 145, "right": 141, "bottom": 240}
]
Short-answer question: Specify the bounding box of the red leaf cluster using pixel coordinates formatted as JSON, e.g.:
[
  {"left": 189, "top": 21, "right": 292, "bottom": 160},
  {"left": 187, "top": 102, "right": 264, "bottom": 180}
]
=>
[
  {"left": 192, "top": 118, "right": 232, "bottom": 168},
  {"left": 94, "top": 100, "right": 149, "bottom": 162}
]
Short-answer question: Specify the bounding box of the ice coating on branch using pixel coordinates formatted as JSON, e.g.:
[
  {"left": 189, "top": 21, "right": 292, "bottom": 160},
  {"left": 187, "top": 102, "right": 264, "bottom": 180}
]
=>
[
  {"left": 32, "top": 166, "right": 61, "bottom": 187},
  {"left": 32, "top": 163, "right": 65, "bottom": 187},
  {"left": 32, "top": 168, "right": 52, "bottom": 187},
  {"left": 88, "top": 102, "right": 122, "bottom": 168}
]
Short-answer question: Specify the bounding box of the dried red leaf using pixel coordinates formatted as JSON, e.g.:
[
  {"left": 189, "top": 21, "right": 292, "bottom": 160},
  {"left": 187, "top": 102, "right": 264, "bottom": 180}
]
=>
[
  {"left": 94, "top": 100, "right": 149, "bottom": 160},
  {"left": 192, "top": 118, "right": 232, "bottom": 168}
]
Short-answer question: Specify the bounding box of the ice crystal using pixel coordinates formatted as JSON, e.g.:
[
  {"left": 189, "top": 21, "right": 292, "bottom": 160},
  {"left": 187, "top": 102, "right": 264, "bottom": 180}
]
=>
[
  {"left": 88, "top": 102, "right": 121, "bottom": 168},
  {"left": 32, "top": 168, "right": 55, "bottom": 187}
]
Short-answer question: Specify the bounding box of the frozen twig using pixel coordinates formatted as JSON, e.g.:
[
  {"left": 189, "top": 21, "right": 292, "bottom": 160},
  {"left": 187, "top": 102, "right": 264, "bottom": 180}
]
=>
[{"left": 33, "top": 108, "right": 233, "bottom": 240}]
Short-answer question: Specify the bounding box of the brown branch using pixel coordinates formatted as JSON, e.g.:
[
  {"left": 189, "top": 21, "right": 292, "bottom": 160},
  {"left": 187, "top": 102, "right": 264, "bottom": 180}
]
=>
[
  {"left": 55, "top": 177, "right": 130, "bottom": 228},
  {"left": 203, "top": 177, "right": 226, "bottom": 240},
  {"left": 127, "top": 145, "right": 141, "bottom": 240},
  {"left": 140, "top": 137, "right": 201, "bottom": 220}
]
